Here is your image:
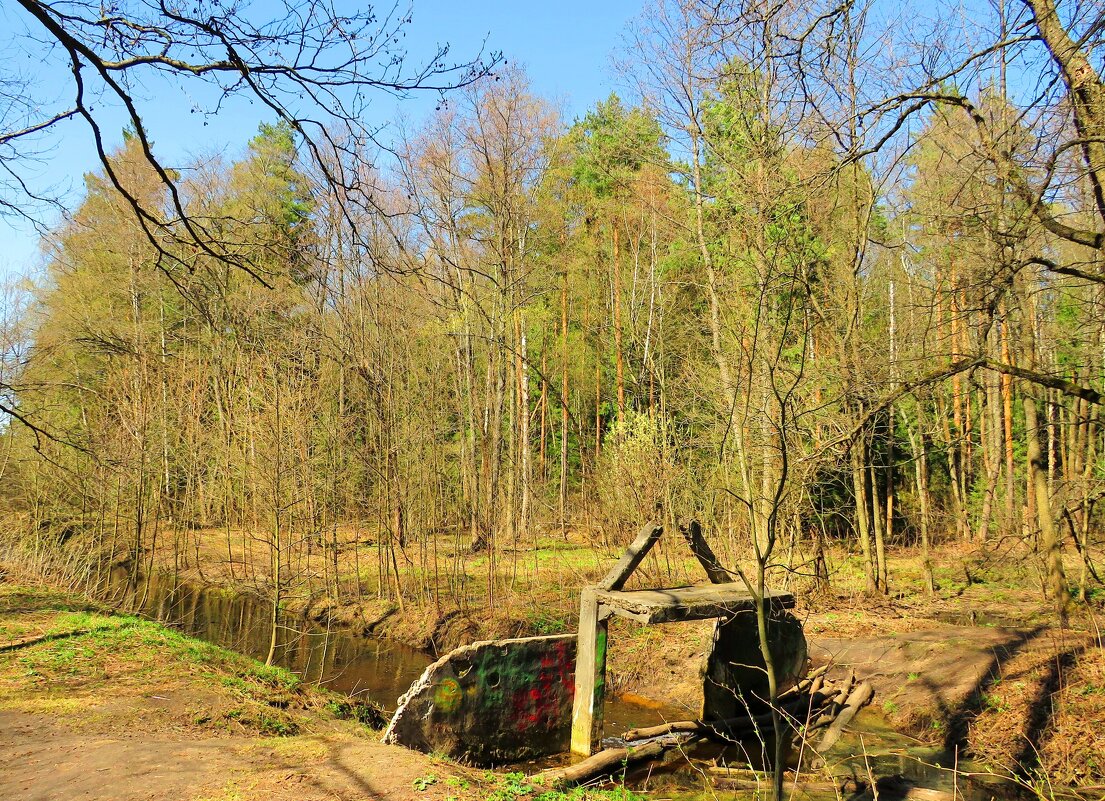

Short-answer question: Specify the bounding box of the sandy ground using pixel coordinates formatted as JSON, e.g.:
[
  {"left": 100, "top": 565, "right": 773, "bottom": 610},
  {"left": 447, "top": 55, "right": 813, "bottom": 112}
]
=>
[{"left": 0, "top": 709, "right": 465, "bottom": 801}]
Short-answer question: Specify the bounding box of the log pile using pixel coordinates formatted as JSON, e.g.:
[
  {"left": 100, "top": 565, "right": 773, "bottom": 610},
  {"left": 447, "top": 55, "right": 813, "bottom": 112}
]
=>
[
  {"left": 536, "top": 665, "right": 876, "bottom": 789},
  {"left": 537, "top": 734, "right": 698, "bottom": 789}
]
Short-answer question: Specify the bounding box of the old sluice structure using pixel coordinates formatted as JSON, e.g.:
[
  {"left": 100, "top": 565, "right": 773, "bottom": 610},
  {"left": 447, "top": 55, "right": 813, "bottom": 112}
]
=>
[{"left": 384, "top": 521, "right": 808, "bottom": 765}]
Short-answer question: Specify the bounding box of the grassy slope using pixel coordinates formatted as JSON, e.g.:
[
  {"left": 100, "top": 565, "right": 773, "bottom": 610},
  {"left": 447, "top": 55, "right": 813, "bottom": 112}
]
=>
[
  {"left": 0, "top": 574, "right": 457, "bottom": 801},
  {"left": 0, "top": 572, "right": 656, "bottom": 801},
  {"left": 0, "top": 580, "right": 373, "bottom": 737}
]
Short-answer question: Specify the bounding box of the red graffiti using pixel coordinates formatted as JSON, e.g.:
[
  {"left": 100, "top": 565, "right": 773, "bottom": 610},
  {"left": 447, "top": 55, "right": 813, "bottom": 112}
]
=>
[{"left": 513, "top": 641, "right": 574, "bottom": 731}]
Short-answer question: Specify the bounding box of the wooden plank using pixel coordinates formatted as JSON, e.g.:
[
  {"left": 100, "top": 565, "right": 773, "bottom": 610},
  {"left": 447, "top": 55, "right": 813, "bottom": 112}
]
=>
[
  {"left": 596, "top": 521, "right": 663, "bottom": 591},
  {"left": 594, "top": 583, "right": 795, "bottom": 624},
  {"left": 570, "top": 588, "right": 608, "bottom": 756},
  {"left": 679, "top": 519, "right": 730, "bottom": 584}
]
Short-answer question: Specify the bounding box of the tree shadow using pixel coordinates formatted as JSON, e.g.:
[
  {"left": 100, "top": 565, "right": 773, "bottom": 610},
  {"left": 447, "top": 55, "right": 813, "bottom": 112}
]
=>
[
  {"left": 913, "top": 621, "right": 1098, "bottom": 783},
  {"left": 1012, "top": 638, "right": 1093, "bottom": 777},
  {"left": 325, "top": 740, "right": 388, "bottom": 800},
  {"left": 254, "top": 735, "right": 387, "bottom": 799},
  {"left": 934, "top": 624, "right": 1047, "bottom": 766}
]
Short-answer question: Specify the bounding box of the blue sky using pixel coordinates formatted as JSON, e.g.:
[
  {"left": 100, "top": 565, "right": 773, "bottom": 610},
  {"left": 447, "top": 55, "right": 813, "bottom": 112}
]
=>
[{"left": 0, "top": 0, "right": 642, "bottom": 280}]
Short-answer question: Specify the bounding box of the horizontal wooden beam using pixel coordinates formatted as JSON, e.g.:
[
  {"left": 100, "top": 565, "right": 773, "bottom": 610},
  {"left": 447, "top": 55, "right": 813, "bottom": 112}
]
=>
[{"left": 593, "top": 583, "right": 795, "bottom": 625}]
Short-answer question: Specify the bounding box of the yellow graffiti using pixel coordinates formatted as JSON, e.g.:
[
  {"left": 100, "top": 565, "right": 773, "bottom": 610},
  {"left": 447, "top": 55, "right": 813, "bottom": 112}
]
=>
[{"left": 434, "top": 677, "right": 463, "bottom": 713}]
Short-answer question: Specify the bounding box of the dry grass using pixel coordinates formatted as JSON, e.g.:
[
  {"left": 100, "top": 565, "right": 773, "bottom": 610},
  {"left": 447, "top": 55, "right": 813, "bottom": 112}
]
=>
[
  {"left": 1039, "top": 642, "right": 1105, "bottom": 787},
  {"left": 965, "top": 629, "right": 1094, "bottom": 771}
]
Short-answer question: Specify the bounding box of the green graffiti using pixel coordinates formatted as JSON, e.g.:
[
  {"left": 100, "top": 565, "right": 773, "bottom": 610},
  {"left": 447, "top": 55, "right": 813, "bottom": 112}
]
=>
[
  {"left": 469, "top": 651, "right": 540, "bottom": 712},
  {"left": 594, "top": 628, "right": 607, "bottom": 669},
  {"left": 594, "top": 628, "right": 607, "bottom": 694},
  {"left": 434, "top": 677, "right": 463, "bottom": 713}
]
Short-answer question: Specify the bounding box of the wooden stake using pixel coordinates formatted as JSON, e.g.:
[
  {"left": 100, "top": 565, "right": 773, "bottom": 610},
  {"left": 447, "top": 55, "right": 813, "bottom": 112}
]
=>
[{"left": 570, "top": 588, "right": 608, "bottom": 755}]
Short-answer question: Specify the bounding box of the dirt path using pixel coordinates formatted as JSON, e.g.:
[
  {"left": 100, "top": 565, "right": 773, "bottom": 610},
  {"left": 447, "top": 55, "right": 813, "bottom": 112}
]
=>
[{"left": 0, "top": 709, "right": 461, "bottom": 801}]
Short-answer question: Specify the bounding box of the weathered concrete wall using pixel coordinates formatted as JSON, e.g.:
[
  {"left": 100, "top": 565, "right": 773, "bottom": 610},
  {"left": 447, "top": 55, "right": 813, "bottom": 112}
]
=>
[
  {"left": 383, "top": 634, "right": 576, "bottom": 764},
  {"left": 701, "top": 609, "right": 808, "bottom": 721}
]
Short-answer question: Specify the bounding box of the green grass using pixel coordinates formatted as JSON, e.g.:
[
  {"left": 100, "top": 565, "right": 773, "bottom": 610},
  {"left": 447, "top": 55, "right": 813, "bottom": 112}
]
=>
[
  {"left": 484, "top": 772, "right": 646, "bottom": 801},
  {"left": 525, "top": 609, "right": 570, "bottom": 635}
]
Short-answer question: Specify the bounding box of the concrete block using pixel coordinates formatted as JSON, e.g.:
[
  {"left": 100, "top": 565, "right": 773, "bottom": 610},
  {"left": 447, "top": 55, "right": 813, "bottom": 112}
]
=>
[
  {"left": 702, "top": 609, "right": 808, "bottom": 721},
  {"left": 383, "top": 634, "right": 576, "bottom": 764}
]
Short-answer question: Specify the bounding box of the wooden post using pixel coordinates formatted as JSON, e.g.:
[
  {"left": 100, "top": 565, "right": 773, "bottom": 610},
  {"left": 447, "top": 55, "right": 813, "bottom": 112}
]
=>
[
  {"left": 573, "top": 521, "right": 660, "bottom": 754},
  {"left": 570, "top": 588, "right": 608, "bottom": 755},
  {"left": 679, "top": 520, "right": 729, "bottom": 584}
]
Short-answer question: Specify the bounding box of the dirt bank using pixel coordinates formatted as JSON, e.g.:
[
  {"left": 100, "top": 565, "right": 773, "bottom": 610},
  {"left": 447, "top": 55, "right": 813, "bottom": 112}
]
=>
[
  {"left": 593, "top": 584, "right": 1105, "bottom": 788},
  {"left": 14, "top": 536, "right": 1105, "bottom": 794}
]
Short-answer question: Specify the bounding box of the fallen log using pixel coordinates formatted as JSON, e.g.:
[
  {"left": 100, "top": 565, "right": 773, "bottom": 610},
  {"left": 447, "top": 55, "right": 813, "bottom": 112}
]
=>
[
  {"left": 815, "top": 679, "right": 874, "bottom": 753},
  {"left": 834, "top": 669, "right": 856, "bottom": 704},
  {"left": 802, "top": 710, "right": 836, "bottom": 734},
  {"left": 811, "top": 670, "right": 855, "bottom": 726},
  {"left": 778, "top": 665, "right": 829, "bottom": 700},
  {"left": 621, "top": 720, "right": 701, "bottom": 741},
  {"left": 536, "top": 733, "right": 699, "bottom": 788},
  {"left": 807, "top": 673, "right": 825, "bottom": 699}
]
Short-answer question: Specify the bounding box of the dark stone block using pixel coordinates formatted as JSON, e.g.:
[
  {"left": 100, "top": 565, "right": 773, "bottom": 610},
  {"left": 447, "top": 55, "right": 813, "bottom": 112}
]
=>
[{"left": 702, "top": 610, "right": 808, "bottom": 720}]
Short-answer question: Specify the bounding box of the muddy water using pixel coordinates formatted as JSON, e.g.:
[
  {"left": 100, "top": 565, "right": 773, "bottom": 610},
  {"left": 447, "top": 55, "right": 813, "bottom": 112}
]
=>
[
  {"left": 821, "top": 710, "right": 1025, "bottom": 801},
  {"left": 105, "top": 571, "right": 678, "bottom": 736}
]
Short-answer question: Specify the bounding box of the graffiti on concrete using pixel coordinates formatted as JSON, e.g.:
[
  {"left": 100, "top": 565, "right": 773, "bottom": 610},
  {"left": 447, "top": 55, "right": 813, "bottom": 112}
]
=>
[
  {"left": 433, "top": 677, "right": 463, "bottom": 713},
  {"left": 383, "top": 634, "right": 577, "bottom": 764}
]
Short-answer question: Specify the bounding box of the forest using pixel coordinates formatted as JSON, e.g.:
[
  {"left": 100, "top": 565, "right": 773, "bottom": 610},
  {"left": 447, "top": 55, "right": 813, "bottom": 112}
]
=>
[
  {"left": 3, "top": 0, "right": 1102, "bottom": 610},
  {"left": 3, "top": 0, "right": 1105, "bottom": 796}
]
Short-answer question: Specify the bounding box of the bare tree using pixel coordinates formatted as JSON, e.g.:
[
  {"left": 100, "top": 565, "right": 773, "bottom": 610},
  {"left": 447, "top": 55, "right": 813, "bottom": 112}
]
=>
[{"left": 3, "top": 0, "right": 499, "bottom": 279}]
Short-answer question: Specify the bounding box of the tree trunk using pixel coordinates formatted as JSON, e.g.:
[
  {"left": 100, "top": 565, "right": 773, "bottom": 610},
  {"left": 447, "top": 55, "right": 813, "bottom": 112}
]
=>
[
  {"left": 852, "top": 440, "right": 877, "bottom": 593},
  {"left": 560, "top": 264, "right": 569, "bottom": 538},
  {"left": 1019, "top": 282, "right": 1069, "bottom": 615},
  {"left": 869, "top": 461, "right": 887, "bottom": 593},
  {"left": 613, "top": 224, "right": 624, "bottom": 424}
]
